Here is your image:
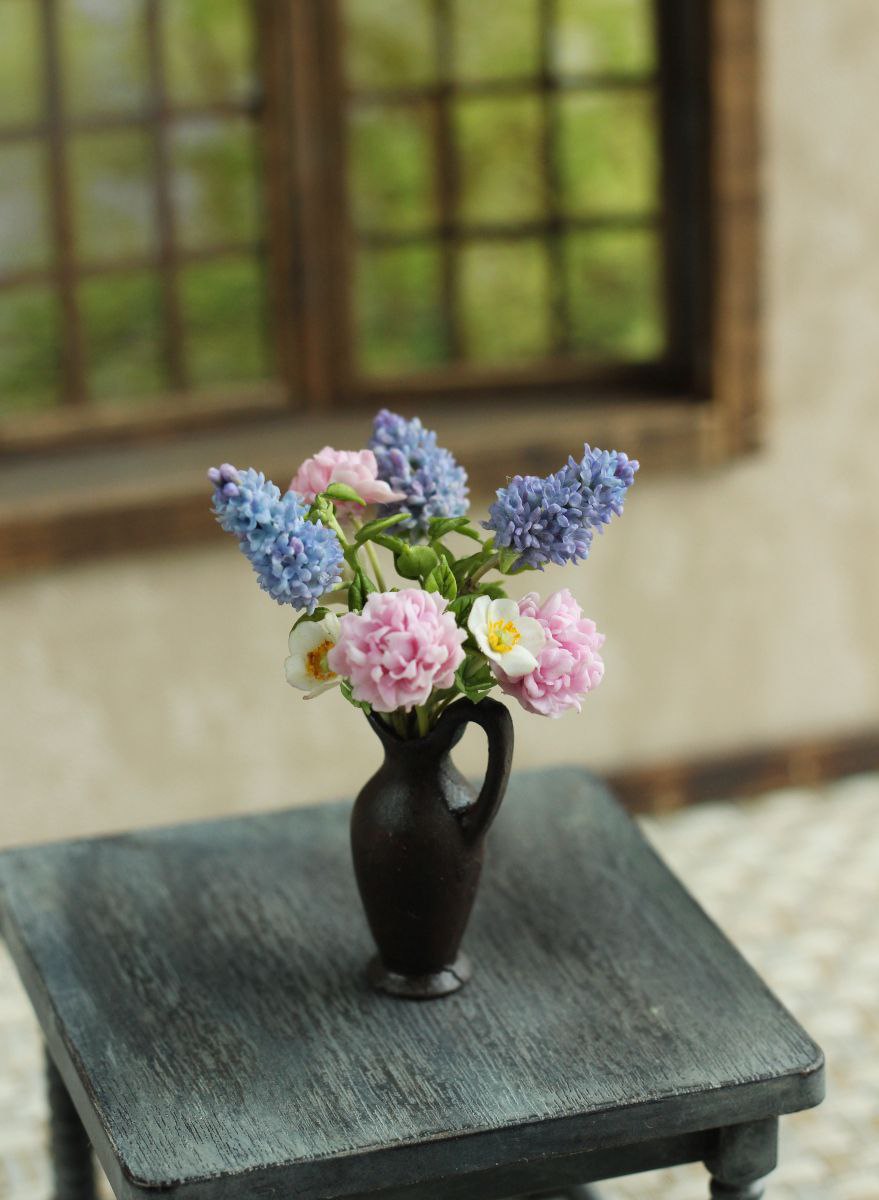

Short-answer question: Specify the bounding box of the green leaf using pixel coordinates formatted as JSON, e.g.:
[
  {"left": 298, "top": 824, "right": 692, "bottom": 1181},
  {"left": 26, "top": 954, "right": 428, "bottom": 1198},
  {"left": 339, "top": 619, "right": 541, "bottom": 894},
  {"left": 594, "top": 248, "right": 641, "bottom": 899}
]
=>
[
  {"left": 395, "top": 544, "right": 439, "bottom": 580},
  {"left": 324, "top": 482, "right": 366, "bottom": 506},
  {"left": 423, "top": 556, "right": 457, "bottom": 600},
  {"left": 452, "top": 550, "right": 489, "bottom": 585},
  {"left": 372, "top": 533, "right": 407, "bottom": 555},
  {"left": 347, "top": 568, "right": 375, "bottom": 612},
  {"left": 456, "top": 525, "right": 485, "bottom": 542},
  {"left": 340, "top": 678, "right": 372, "bottom": 713},
  {"left": 454, "top": 657, "right": 495, "bottom": 703},
  {"left": 428, "top": 516, "right": 466, "bottom": 537},
  {"left": 462, "top": 650, "right": 493, "bottom": 685},
  {"left": 477, "top": 582, "right": 508, "bottom": 600},
  {"left": 348, "top": 574, "right": 364, "bottom": 612},
  {"left": 448, "top": 593, "right": 477, "bottom": 621},
  {"left": 497, "top": 547, "right": 522, "bottom": 574},
  {"left": 292, "top": 606, "right": 329, "bottom": 630},
  {"left": 430, "top": 540, "right": 456, "bottom": 566},
  {"left": 427, "top": 516, "right": 483, "bottom": 542},
  {"left": 306, "top": 495, "right": 333, "bottom": 524},
  {"left": 355, "top": 514, "right": 405, "bottom": 543}
]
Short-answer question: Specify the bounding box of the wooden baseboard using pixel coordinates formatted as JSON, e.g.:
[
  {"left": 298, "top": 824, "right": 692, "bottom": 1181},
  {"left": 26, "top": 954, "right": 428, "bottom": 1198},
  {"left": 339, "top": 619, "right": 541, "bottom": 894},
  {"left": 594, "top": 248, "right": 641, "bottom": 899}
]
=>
[{"left": 605, "top": 728, "right": 879, "bottom": 814}]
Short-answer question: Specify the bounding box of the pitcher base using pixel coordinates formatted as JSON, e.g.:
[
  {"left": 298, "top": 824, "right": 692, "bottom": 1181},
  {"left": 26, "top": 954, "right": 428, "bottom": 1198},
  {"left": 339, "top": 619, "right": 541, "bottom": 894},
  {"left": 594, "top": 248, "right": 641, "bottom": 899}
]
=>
[{"left": 367, "top": 954, "right": 471, "bottom": 999}]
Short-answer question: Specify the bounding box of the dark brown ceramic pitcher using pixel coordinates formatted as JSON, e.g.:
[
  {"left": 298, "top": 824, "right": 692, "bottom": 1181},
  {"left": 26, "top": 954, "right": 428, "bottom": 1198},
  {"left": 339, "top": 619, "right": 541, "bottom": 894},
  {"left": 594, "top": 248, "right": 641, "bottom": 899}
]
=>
[{"left": 351, "top": 697, "right": 514, "bottom": 998}]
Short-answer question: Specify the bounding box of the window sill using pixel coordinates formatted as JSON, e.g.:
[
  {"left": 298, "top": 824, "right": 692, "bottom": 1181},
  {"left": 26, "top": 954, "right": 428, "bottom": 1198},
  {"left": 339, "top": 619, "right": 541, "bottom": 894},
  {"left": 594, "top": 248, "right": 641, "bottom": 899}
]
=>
[{"left": 0, "top": 392, "right": 756, "bottom": 576}]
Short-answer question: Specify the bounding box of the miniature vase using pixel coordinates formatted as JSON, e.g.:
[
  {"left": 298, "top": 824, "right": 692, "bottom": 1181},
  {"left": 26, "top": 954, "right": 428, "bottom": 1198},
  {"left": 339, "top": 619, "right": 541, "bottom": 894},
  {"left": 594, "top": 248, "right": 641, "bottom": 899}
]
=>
[{"left": 351, "top": 697, "right": 514, "bottom": 999}]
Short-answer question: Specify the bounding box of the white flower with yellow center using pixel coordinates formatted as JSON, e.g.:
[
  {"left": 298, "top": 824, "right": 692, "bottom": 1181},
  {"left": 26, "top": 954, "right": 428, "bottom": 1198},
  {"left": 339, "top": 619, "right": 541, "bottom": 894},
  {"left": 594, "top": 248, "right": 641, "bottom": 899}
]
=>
[
  {"left": 467, "top": 595, "right": 545, "bottom": 679},
  {"left": 285, "top": 612, "right": 342, "bottom": 698}
]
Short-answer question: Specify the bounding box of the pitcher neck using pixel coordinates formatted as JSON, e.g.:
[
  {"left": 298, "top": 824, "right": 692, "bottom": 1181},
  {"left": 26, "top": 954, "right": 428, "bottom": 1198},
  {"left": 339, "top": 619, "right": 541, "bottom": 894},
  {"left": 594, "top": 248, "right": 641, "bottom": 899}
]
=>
[{"left": 367, "top": 712, "right": 460, "bottom": 764}]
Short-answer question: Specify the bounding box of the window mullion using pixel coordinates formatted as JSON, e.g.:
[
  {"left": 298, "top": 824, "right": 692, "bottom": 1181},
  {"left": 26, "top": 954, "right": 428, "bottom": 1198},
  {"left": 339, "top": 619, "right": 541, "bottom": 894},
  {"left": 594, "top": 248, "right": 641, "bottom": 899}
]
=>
[
  {"left": 271, "top": 0, "right": 351, "bottom": 410},
  {"left": 539, "top": 0, "right": 569, "bottom": 356},
  {"left": 145, "top": 0, "right": 187, "bottom": 393},
  {"left": 40, "top": 0, "right": 87, "bottom": 406}
]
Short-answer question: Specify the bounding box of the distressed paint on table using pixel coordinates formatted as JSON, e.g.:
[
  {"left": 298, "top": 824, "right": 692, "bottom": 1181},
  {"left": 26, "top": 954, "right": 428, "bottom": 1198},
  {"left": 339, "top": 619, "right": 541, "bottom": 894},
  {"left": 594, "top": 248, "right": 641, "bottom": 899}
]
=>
[{"left": 0, "top": 769, "right": 823, "bottom": 1200}]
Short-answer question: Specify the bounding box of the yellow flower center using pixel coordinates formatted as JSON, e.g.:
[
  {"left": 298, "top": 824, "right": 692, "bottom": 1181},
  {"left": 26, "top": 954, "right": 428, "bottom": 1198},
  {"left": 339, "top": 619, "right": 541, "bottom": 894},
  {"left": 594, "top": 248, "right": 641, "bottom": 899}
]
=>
[
  {"left": 487, "top": 619, "right": 521, "bottom": 655},
  {"left": 306, "top": 639, "right": 337, "bottom": 683}
]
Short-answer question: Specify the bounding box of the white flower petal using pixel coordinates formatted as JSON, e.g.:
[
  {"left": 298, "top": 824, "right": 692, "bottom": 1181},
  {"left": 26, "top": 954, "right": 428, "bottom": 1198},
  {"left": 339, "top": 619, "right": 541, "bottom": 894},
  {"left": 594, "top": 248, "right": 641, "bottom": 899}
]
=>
[
  {"left": 285, "top": 612, "right": 341, "bottom": 692},
  {"left": 285, "top": 654, "right": 313, "bottom": 691},
  {"left": 288, "top": 623, "right": 326, "bottom": 655},
  {"left": 513, "top": 614, "right": 547, "bottom": 658},
  {"left": 486, "top": 597, "right": 520, "bottom": 624},
  {"left": 495, "top": 644, "right": 539, "bottom": 679},
  {"left": 303, "top": 679, "right": 341, "bottom": 699},
  {"left": 467, "top": 595, "right": 491, "bottom": 637}
]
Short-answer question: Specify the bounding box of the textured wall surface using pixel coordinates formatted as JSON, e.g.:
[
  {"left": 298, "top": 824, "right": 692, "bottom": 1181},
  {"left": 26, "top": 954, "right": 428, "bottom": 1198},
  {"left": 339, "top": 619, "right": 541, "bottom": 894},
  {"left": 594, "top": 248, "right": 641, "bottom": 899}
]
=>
[{"left": 2, "top": 0, "right": 879, "bottom": 847}]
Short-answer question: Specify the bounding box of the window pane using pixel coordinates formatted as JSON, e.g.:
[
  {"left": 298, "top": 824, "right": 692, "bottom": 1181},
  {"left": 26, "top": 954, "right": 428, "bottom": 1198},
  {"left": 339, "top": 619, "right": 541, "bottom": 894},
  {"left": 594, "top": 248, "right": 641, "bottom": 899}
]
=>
[
  {"left": 0, "top": 288, "right": 58, "bottom": 412},
  {"left": 0, "top": 144, "right": 51, "bottom": 273},
  {"left": 559, "top": 92, "right": 658, "bottom": 216},
  {"left": 459, "top": 239, "right": 549, "bottom": 363},
  {"left": 71, "top": 131, "right": 155, "bottom": 263},
  {"left": 343, "top": 0, "right": 435, "bottom": 89},
  {"left": 553, "top": 0, "right": 655, "bottom": 76},
  {"left": 171, "top": 118, "right": 260, "bottom": 250},
  {"left": 61, "top": 0, "right": 149, "bottom": 119},
  {"left": 566, "top": 229, "right": 662, "bottom": 358},
  {"left": 452, "top": 0, "right": 539, "bottom": 82},
  {"left": 455, "top": 97, "right": 543, "bottom": 225},
  {"left": 164, "top": 0, "right": 256, "bottom": 107},
  {"left": 180, "top": 258, "right": 268, "bottom": 386},
  {"left": 355, "top": 245, "right": 444, "bottom": 375},
  {"left": 348, "top": 105, "right": 435, "bottom": 233},
  {"left": 80, "top": 272, "right": 163, "bottom": 402},
  {"left": 0, "top": 0, "right": 43, "bottom": 127}
]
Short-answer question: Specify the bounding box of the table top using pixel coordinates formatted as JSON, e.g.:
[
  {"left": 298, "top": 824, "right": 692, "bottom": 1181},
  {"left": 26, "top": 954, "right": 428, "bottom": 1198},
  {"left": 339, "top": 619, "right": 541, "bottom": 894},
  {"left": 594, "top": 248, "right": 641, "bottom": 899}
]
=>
[{"left": 0, "top": 769, "right": 823, "bottom": 1200}]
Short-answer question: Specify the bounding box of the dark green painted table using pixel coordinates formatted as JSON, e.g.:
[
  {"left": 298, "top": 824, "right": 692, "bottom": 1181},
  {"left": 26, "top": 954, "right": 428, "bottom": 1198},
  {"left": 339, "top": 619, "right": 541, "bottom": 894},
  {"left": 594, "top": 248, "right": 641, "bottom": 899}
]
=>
[{"left": 0, "top": 769, "right": 824, "bottom": 1200}]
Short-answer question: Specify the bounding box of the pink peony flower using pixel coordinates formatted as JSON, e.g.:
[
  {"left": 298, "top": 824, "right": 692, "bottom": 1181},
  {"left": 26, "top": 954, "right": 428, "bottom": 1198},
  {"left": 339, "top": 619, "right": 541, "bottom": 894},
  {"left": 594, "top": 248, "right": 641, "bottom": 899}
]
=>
[
  {"left": 289, "top": 447, "right": 405, "bottom": 507},
  {"left": 494, "top": 590, "right": 604, "bottom": 718},
  {"left": 328, "top": 589, "right": 466, "bottom": 713}
]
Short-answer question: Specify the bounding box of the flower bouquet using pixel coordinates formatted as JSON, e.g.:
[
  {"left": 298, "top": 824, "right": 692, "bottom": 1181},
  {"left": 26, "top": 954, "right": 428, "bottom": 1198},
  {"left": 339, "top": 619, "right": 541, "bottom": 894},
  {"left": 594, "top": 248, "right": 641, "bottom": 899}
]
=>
[{"left": 210, "top": 409, "right": 637, "bottom": 997}]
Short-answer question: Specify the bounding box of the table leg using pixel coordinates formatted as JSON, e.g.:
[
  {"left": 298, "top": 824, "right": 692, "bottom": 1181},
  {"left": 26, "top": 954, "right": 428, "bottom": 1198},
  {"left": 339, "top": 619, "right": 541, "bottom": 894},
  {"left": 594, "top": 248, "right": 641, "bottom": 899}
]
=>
[
  {"left": 705, "top": 1118, "right": 778, "bottom": 1200},
  {"left": 45, "top": 1050, "right": 96, "bottom": 1200}
]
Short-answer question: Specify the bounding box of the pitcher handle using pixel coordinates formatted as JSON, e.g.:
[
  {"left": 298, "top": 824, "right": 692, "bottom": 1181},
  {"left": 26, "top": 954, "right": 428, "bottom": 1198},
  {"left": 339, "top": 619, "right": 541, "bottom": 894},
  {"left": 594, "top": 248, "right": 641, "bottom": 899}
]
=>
[{"left": 436, "top": 697, "right": 514, "bottom": 844}]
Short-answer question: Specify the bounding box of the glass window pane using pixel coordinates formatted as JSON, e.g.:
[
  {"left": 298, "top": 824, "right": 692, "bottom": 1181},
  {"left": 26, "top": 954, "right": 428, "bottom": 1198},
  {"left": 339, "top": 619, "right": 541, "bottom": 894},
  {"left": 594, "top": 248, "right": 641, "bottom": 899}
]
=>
[
  {"left": 61, "top": 0, "right": 149, "bottom": 119},
  {"left": 343, "top": 0, "right": 435, "bottom": 89},
  {"left": 565, "top": 229, "right": 662, "bottom": 358},
  {"left": 0, "top": 144, "right": 51, "bottom": 274},
  {"left": 0, "top": 288, "right": 59, "bottom": 413},
  {"left": 459, "top": 239, "right": 549, "bottom": 363},
  {"left": 71, "top": 131, "right": 155, "bottom": 263},
  {"left": 171, "top": 118, "right": 260, "bottom": 250},
  {"left": 553, "top": 0, "right": 655, "bottom": 76},
  {"left": 455, "top": 97, "right": 543, "bottom": 225},
  {"left": 348, "top": 105, "right": 435, "bottom": 233},
  {"left": 164, "top": 0, "right": 256, "bottom": 107},
  {"left": 180, "top": 258, "right": 268, "bottom": 386},
  {"left": 559, "top": 92, "right": 658, "bottom": 216},
  {"left": 452, "top": 0, "right": 539, "bottom": 82},
  {"left": 0, "top": 0, "right": 43, "bottom": 127},
  {"left": 80, "top": 271, "right": 164, "bottom": 402},
  {"left": 355, "top": 245, "right": 444, "bottom": 375}
]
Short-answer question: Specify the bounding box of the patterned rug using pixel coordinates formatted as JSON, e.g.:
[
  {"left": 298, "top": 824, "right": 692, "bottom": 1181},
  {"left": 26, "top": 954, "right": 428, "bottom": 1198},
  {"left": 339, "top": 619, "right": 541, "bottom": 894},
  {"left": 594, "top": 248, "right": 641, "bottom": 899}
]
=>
[{"left": 2, "top": 774, "right": 877, "bottom": 1200}]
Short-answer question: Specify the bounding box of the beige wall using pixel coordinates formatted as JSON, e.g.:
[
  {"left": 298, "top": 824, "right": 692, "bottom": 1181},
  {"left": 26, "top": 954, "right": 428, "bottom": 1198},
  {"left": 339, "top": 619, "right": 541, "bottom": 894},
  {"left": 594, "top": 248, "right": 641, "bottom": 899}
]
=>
[{"left": 2, "top": 0, "right": 878, "bottom": 847}]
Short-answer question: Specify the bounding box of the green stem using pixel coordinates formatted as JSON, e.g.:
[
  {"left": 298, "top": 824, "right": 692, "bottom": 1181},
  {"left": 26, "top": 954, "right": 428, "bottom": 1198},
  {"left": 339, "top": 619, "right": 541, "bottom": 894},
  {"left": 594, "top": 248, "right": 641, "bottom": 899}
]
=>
[
  {"left": 324, "top": 509, "right": 351, "bottom": 550},
  {"left": 466, "top": 552, "right": 500, "bottom": 590},
  {"left": 432, "top": 693, "right": 458, "bottom": 721},
  {"left": 363, "top": 538, "right": 388, "bottom": 592},
  {"left": 415, "top": 705, "right": 430, "bottom": 738},
  {"left": 350, "top": 517, "right": 388, "bottom": 592}
]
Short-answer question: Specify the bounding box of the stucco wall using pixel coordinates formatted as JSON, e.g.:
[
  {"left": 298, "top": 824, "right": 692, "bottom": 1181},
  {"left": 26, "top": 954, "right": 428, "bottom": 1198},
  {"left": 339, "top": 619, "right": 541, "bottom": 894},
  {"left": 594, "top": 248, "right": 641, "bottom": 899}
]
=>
[{"left": 2, "top": 0, "right": 878, "bottom": 847}]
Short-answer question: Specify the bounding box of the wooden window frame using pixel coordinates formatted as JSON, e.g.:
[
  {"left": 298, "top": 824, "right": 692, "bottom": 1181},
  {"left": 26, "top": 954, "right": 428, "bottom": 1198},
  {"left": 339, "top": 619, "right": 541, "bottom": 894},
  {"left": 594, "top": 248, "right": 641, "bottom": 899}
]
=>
[
  {"left": 0, "top": 0, "right": 287, "bottom": 449},
  {"left": 0, "top": 0, "right": 759, "bottom": 572}
]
